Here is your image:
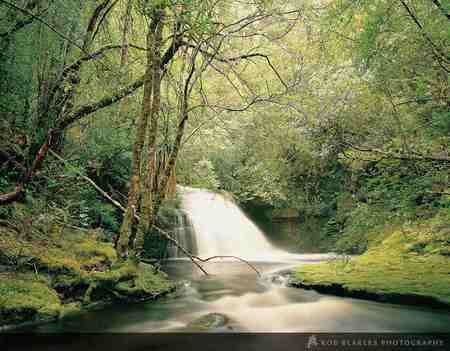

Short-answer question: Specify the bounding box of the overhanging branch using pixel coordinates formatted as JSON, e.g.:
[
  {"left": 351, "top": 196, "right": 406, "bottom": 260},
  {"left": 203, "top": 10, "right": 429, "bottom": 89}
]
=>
[{"left": 59, "top": 35, "right": 185, "bottom": 130}]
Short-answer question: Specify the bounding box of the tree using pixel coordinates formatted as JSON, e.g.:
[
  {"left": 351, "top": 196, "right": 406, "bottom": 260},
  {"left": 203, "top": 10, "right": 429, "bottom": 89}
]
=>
[{"left": 113, "top": 0, "right": 305, "bottom": 258}]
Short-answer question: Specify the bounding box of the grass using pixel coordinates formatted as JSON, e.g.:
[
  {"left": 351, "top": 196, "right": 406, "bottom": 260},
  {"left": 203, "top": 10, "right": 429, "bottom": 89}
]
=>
[{"left": 292, "top": 209, "right": 450, "bottom": 305}]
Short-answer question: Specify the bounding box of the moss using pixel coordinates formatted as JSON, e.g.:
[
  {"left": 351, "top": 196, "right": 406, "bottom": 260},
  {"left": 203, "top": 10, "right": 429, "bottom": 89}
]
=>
[
  {"left": 73, "top": 240, "right": 116, "bottom": 264},
  {"left": 186, "top": 313, "right": 230, "bottom": 331},
  {"left": 0, "top": 223, "right": 174, "bottom": 328},
  {"left": 0, "top": 223, "right": 118, "bottom": 275},
  {"left": 0, "top": 273, "right": 63, "bottom": 325},
  {"left": 292, "top": 211, "right": 450, "bottom": 305},
  {"left": 133, "top": 263, "right": 174, "bottom": 294},
  {"left": 88, "top": 260, "right": 136, "bottom": 283},
  {"left": 59, "top": 302, "right": 82, "bottom": 318},
  {"left": 100, "top": 262, "right": 174, "bottom": 299}
]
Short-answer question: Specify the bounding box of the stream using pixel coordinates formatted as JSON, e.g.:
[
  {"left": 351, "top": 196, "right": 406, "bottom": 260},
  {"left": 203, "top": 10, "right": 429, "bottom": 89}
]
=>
[
  {"left": 28, "top": 258, "right": 450, "bottom": 333},
  {"left": 26, "top": 188, "right": 450, "bottom": 333}
]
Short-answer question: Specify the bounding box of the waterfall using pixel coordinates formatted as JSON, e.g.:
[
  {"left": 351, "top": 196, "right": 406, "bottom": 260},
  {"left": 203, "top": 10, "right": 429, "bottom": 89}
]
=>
[
  {"left": 179, "top": 187, "right": 283, "bottom": 260},
  {"left": 167, "top": 210, "right": 197, "bottom": 258}
]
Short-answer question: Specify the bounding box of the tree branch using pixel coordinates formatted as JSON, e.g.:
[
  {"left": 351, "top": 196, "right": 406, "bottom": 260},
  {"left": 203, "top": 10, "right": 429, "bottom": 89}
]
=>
[
  {"left": 193, "top": 255, "right": 261, "bottom": 277},
  {"left": 59, "top": 34, "right": 185, "bottom": 130},
  {"left": 61, "top": 44, "right": 146, "bottom": 79},
  {"left": 183, "top": 41, "right": 288, "bottom": 88},
  {"left": 399, "top": 0, "right": 450, "bottom": 69},
  {"left": 343, "top": 141, "right": 450, "bottom": 163},
  {"left": 58, "top": 76, "right": 145, "bottom": 129},
  {"left": 0, "top": 128, "right": 53, "bottom": 204}
]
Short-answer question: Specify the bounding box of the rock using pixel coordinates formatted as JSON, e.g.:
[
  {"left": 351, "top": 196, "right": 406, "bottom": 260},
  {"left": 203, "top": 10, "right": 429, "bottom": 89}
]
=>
[
  {"left": 186, "top": 313, "right": 232, "bottom": 331},
  {"left": 271, "top": 208, "right": 299, "bottom": 220}
]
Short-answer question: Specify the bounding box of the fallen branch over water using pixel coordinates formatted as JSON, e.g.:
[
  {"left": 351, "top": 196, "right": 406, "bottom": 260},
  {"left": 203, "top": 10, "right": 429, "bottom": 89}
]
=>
[
  {"left": 193, "top": 255, "right": 261, "bottom": 277},
  {"left": 153, "top": 225, "right": 209, "bottom": 275},
  {"left": 153, "top": 226, "right": 261, "bottom": 277}
]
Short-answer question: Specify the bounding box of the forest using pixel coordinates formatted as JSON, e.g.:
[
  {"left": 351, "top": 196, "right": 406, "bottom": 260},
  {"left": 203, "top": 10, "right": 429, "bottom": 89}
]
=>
[{"left": 0, "top": 0, "right": 449, "bottom": 336}]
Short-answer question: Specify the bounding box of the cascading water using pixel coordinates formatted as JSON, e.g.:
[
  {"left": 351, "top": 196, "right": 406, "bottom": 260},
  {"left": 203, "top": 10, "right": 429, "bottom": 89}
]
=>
[
  {"left": 167, "top": 210, "right": 197, "bottom": 258},
  {"left": 179, "top": 187, "right": 284, "bottom": 260}
]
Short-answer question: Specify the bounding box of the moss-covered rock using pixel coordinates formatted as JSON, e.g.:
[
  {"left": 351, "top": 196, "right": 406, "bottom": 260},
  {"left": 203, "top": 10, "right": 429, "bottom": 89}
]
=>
[
  {"left": 97, "top": 262, "right": 174, "bottom": 301},
  {"left": 0, "top": 273, "right": 63, "bottom": 326},
  {"left": 186, "top": 313, "right": 231, "bottom": 331}
]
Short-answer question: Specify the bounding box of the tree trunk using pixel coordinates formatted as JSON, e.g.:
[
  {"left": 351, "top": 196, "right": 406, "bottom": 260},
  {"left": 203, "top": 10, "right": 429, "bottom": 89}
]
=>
[
  {"left": 134, "top": 12, "right": 164, "bottom": 256},
  {"left": 152, "top": 53, "right": 196, "bottom": 219},
  {"left": 153, "top": 98, "right": 189, "bottom": 221},
  {"left": 120, "top": 0, "right": 133, "bottom": 67},
  {"left": 116, "top": 16, "right": 159, "bottom": 258}
]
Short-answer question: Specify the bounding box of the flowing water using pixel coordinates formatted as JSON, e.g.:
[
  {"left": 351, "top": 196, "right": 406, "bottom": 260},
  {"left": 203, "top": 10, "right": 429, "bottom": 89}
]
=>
[
  {"left": 28, "top": 188, "right": 450, "bottom": 333},
  {"left": 180, "top": 187, "right": 277, "bottom": 259}
]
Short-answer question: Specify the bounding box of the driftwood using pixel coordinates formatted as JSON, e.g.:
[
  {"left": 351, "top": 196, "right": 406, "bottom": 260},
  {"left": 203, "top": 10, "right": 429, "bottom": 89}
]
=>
[{"left": 49, "top": 150, "right": 261, "bottom": 277}]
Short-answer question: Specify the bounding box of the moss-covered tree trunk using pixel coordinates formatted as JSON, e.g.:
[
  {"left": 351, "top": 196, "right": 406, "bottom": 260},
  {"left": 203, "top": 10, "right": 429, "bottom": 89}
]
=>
[
  {"left": 135, "top": 11, "right": 165, "bottom": 256},
  {"left": 120, "top": 0, "right": 133, "bottom": 67},
  {"left": 152, "top": 52, "right": 196, "bottom": 219},
  {"left": 116, "top": 17, "right": 159, "bottom": 258}
]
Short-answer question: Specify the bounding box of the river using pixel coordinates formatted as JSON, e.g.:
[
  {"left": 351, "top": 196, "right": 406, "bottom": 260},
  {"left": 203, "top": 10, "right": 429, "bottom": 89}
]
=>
[
  {"left": 25, "top": 259, "right": 450, "bottom": 333},
  {"left": 26, "top": 188, "right": 450, "bottom": 333}
]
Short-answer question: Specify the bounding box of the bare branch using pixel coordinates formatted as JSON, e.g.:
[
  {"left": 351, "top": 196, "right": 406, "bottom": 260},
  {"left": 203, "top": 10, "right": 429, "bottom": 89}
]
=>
[
  {"left": 398, "top": 0, "right": 450, "bottom": 70},
  {"left": 183, "top": 41, "right": 288, "bottom": 88},
  {"left": 62, "top": 44, "right": 147, "bottom": 79},
  {"left": 193, "top": 255, "right": 261, "bottom": 277}
]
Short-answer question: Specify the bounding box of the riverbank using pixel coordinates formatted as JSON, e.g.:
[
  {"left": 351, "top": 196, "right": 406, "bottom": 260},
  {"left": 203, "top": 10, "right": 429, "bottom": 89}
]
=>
[
  {"left": 290, "top": 211, "right": 450, "bottom": 308},
  {"left": 0, "top": 224, "right": 175, "bottom": 330}
]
